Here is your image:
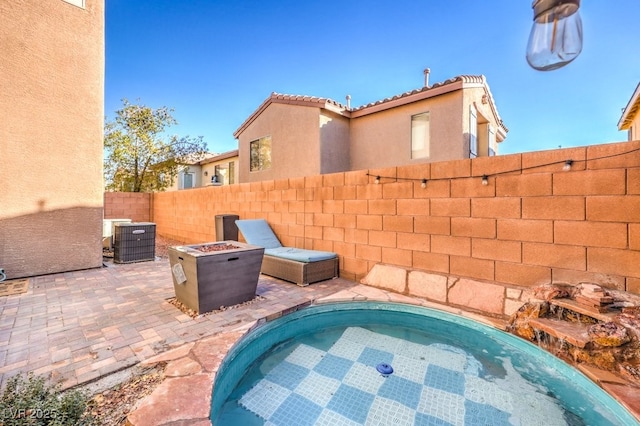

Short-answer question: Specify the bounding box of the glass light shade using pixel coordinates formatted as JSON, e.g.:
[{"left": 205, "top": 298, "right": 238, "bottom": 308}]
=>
[{"left": 526, "top": 1, "right": 583, "bottom": 71}]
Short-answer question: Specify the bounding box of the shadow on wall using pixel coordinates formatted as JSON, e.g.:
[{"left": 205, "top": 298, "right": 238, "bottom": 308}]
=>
[{"left": 0, "top": 206, "right": 103, "bottom": 280}]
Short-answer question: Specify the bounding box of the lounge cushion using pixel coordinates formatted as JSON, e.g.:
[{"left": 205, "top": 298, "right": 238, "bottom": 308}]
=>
[
  {"left": 265, "top": 247, "right": 337, "bottom": 263},
  {"left": 235, "top": 219, "right": 282, "bottom": 249},
  {"left": 236, "top": 219, "right": 337, "bottom": 263}
]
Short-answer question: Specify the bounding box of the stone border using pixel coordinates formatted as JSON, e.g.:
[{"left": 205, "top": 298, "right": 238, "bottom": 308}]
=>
[{"left": 125, "top": 284, "right": 640, "bottom": 425}]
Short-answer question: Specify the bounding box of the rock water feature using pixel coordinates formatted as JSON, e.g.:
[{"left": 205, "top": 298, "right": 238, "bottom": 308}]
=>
[{"left": 508, "top": 283, "right": 640, "bottom": 386}]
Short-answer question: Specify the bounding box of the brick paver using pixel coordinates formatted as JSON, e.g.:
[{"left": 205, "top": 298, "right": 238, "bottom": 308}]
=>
[{"left": 0, "top": 258, "right": 354, "bottom": 390}]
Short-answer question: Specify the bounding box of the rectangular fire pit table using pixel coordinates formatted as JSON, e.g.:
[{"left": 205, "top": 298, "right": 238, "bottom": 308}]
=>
[{"left": 168, "top": 241, "right": 264, "bottom": 314}]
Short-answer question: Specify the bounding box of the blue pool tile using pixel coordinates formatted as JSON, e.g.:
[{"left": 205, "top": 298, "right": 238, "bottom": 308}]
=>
[
  {"left": 377, "top": 375, "right": 423, "bottom": 409},
  {"left": 326, "top": 384, "right": 375, "bottom": 423},
  {"left": 464, "top": 399, "right": 511, "bottom": 425},
  {"left": 267, "top": 360, "right": 310, "bottom": 389},
  {"left": 424, "top": 364, "right": 465, "bottom": 396},
  {"left": 414, "top": 412, "right": 455, "bottom": 426},
  {"left": 357, "top": 346, "right": 394, "bottom": 367},
  {"left": 269, "top": 393, "right": 323, "bottom": 425},
  {"left": 314, "top": 353, "right": 354, "bottom": 380}
]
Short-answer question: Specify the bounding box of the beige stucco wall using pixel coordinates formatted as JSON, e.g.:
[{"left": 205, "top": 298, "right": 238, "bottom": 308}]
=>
[
  {"left": 319, "top": 111, "right": 350, "bottom": 174},
  {"left": 350, "top": 91, "right": 464, "bottom": 170},
  {"left": 462, "top": 86, "right": 504, "bottom": 156},
  {"left": 166, "top": 165, "right": 204, "bottom": 191},
  {"left": 239, "top": 103, "right": 323, "bottom": 183},
  {"left": 201, "top": 157, "right": 239, "bottom": 186},
  {"left": 0, "top": 0, "right": 104, "bottom": 279},
  {"left": 630, "top": 115, "right": 640, "bottom": 141}
]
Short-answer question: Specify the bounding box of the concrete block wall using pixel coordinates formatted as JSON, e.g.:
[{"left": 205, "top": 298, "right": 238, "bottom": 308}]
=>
[
  {"left": 104, "top": 192, "right": 152, "bottom": 222},
  {"left": 109, "top": 141, "right": 640, "bottom": 302},
  {"left": 151, "top": 141, "right": 640, "bottom": 295}
]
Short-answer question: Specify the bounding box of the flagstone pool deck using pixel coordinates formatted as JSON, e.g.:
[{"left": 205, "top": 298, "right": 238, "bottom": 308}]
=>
[{"left": 0, "top": 257, "right": 638, "bottom": 425}]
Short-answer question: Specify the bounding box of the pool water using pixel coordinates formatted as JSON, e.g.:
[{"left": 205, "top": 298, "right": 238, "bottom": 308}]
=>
[{"left": 212, "top": 302, "right": 637, "bottom": 425}]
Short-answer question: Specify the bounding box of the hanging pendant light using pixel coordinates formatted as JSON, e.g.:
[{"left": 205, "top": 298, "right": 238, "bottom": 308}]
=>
[{"left": 526, "top": 0, "right": 583, "bottom": 71}]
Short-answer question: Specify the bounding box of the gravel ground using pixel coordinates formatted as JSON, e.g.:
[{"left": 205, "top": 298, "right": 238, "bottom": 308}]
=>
[{"left": 153, "top": 234, "right": 185, "bottom": 259}]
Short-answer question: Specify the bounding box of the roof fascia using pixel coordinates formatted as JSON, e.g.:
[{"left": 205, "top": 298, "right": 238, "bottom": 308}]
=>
[
  {"left": 350, "top": 81, "right": 464, "bottom": 118},
  {"left": 618, "top": 82, "right": 640, "bottom": 130},
  {"left": 198, "top": 149, "right": 239, "bottom": 165},
  {"left": 233, "top": 95, "right": 347, "bottom": 138}
]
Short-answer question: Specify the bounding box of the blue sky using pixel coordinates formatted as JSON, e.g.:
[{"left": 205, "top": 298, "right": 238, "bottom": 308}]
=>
[{"left": 105, "top": 0, "right": 640, "bottom": 155}]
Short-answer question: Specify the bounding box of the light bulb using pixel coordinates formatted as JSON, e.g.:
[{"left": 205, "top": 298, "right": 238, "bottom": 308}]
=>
[
  {"left": 374, "top": 176, "right": 380, "bottom": 184},
  {"left": 526, "top": 0, "right": 583, "bottom": 71},
  {"left": 481, "top": 175, "right": 489, "bottom": 186},
  {"left": 563, "top": 159, "right": 573, "bottom": 171},
  {"left": 421, "top": 179, "right": 427, "bottom": 189}
]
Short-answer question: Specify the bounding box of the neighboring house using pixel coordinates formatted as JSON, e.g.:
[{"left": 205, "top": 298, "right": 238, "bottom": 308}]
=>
[
  {"left": 0, "top": 0, "right": 104, "bottom": 279},
  {"left": 234, "top": 71, "right": 508, "bottom": 183},
  {"left": 618, "top": 82, "right": 640, "bottom": 141},
  {"left": 199, "top": 149, "right": 239, "bottom": 186},
  {"left": 165, "top": 150, "right": 239, "bottom": 190}
]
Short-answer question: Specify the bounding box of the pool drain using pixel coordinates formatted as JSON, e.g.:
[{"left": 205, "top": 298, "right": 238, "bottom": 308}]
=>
[{"left": 376, "top": 363, "right": 393, "bottom": 376}]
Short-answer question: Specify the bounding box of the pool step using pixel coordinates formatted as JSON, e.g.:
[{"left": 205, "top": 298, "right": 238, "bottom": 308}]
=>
[{"left": 528, "top": 317, "right": 592, "bottom": 348}]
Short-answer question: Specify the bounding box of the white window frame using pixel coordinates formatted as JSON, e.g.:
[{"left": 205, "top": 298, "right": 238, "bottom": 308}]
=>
[
  {"left": 469, "top": 106, "right": 478, "bottom": 158},
  {"left": 181, "top": 172, "right": 195, "bottom": 189},
  {"left": 488, "top": 125, "right": 496, "bottom": 156},
  {"left": 249, "top": 136, "right": 272, "bottom": 172},
  {"left": 411, "top": 112, "right": 430, "bottom": 159}
]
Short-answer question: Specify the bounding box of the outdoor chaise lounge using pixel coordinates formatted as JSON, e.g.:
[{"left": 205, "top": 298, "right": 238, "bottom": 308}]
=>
[{"left": 235, "top": 219, "right": 338, "bottom": 286}]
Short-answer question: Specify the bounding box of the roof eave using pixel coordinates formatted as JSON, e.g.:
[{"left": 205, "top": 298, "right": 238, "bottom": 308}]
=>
[
  {"left": 618, "top": 82, "right": 640, "bottom": 131},
  {"left": 234, "top": 93, "right": 348, "bottom": 138},
  {"left": 350, "top": 81, "right": 464, "bottom": 118},
  {"left": 198, "top": 149, "right": 239, "bottom": 165}
]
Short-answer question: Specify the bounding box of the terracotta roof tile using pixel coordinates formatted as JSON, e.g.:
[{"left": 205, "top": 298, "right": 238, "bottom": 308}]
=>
[
  {"left": 234, "top": 75, "right": 508, "bottom": 137},
  {"left": 198, "top": 149, "right": 239, "bottom": 165}
]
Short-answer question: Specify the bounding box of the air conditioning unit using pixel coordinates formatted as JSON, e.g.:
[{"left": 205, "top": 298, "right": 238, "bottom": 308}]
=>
[
  {"left": 102, "top": 218, "right": 132, "bottom": 250},
  {"left": 113, "top": 222, "right": 156, "bottom": 263}
]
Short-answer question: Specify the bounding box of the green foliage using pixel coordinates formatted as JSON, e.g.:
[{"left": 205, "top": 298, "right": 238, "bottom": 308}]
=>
[
  {"left": 0, "top": 373, "right": 97, "bottom": 425},
  {"left": 104, "top": 98, "right": 208, "bottom": 192}
]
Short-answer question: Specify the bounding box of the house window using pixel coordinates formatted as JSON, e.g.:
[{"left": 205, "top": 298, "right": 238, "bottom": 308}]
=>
[
  {"left": 182, "top": 172, "right": 194, "bottom": 189},
  {"left": 228, "top": 161, "right": 235, "bottom": 184},
  {"left": 250, "top": 136, "right": 272, "bottom": 171},
  {"left": 213, "top": 165, "right": 223, "bottom": 184},
  {"left": 469, "top": 106, "right": 478, "bottom": 158},
  {"left": 411, "top": 112, "right": 430, "bottom": 159},
  {"left": 488, "top": 125, "right": 496, "bottom": 156}
]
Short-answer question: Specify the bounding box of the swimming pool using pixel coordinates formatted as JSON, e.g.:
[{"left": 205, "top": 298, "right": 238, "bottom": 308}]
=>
[{"left": 210, "top": 302, "right": 638, "bottom": 425}]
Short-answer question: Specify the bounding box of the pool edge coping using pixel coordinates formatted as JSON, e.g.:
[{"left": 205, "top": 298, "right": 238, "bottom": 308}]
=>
[{"left": 125, "top": 285, "right": 640, "bottom": 426}]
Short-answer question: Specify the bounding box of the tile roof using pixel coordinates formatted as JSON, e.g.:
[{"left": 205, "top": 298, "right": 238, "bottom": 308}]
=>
[
  {"left": 233, "top": 93, "right": 348, "bottom": 138},
  {"left": 270, "top": 92, "right": 348, "bottom": 110},
  {"left": 234, "top": 74, "right": 508, "bottom": 138},
  {"left": 198, "top": 149, "right": 239, "bottom": 165},
  {"left": 350, "top": 75, "right": 486, "bottom": 112},
  {"left": 618, "top": 82, "right": 640, "bottom": 130}
]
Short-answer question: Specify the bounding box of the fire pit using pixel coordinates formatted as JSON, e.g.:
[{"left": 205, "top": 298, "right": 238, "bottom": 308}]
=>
[
  {"left": 168, "top": 241, "right": 264, "bottom": 314},
  {"left": 193, "top": 243, "right": 242, "bottom": 253}
]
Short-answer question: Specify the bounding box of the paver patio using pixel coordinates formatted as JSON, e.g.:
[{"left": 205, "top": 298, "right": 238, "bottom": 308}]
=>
[
  {"left": 1, "top": 256, "right": 639, "bottom": 424},
  {"left": 0, "top": 256, "right": 354, "bottom": 391}
]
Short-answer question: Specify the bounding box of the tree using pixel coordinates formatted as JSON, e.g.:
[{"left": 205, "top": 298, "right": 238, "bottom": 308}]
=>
[{"left": 103, "top": 99, "right": 208, "bottom": 192}]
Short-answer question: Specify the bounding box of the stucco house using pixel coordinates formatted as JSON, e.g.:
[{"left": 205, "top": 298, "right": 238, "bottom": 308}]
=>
[
  {"left": 198, "top": 149, "right": 239, "bottom": 187},
  {"left": 0, "top": 0, "right": 104, "bottom": 279},
  {"left": 167, "top": 150, "right": 239, "bottom": 190},
  {"left": 234, "top": 71, "right": 508, "bottom": 183},
  {"left": 618, "top": 82, "right": 640, "bottom": 141}
]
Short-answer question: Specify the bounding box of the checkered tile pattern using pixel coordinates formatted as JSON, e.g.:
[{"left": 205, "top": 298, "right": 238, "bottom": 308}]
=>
[{"left": 240, "top": 327, "right": 566, "bottom": 425}]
